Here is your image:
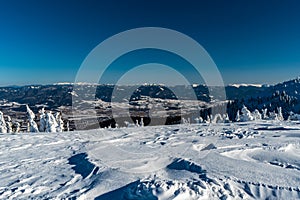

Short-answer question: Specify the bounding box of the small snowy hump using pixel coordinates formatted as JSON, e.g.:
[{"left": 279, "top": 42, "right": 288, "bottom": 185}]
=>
[
  {"left": 68, "top": 153, "right": 97, "bottom": 179},
  {"left": 166, "top": 158, "right": 205, "bottom": 175}
]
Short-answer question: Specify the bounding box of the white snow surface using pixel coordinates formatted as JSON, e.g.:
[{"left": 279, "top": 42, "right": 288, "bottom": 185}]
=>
[{"left": 1, "top": 121, "right": 300, "bottom": 199}]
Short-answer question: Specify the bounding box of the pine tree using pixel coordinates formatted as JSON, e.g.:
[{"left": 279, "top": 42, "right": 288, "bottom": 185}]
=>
[
  {"left": 39, "top": 108, "right": 46, "bottom": 132},
  {"left": 6, "top": 116, "right": 12, "bottom": 133},
  {"left": 55, "top": 112, "right": 64, "bottom": 132},
  {"left": 45, "top": 111, "right": 58, "bottom": 132},
  {"left": 26, "top": 105, "right": 39, "bottom": 133},
  {"left": 0, "top": 111, "right": 7, "bottom": 133}
]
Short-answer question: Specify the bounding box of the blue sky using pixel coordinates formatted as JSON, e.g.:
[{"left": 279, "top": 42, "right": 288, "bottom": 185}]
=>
[{"left": 0, "top": 0, "right": 299, "bottom": 86}]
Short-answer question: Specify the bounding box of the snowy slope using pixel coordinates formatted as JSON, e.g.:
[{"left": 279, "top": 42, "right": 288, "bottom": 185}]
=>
[{"left": 1, "top": 121, "right": 300, "bottom": 199}]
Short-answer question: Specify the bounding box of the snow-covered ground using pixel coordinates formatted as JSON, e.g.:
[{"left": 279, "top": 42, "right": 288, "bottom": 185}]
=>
[{"left": 1, "top": 121, "right": 300, "bottom": 199}]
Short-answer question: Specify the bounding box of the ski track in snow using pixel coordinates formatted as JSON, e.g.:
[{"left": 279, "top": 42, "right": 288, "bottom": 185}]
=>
[{"left": 0, "top": 121, "right": 300, "bottom": 199}]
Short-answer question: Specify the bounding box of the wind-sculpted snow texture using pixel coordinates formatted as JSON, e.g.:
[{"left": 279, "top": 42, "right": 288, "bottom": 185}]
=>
[{"left": 0, "top": 121, "right": 300, "bottom": 199}]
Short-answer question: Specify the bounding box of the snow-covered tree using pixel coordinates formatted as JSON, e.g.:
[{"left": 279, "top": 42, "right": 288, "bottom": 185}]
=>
[
  {"left": 26, "top": 105, "right": 39, "bottom": 132},
  {"left": 45, "top": 111, "right": 58, "bottom": 132},
  {"left": 277, "top": 107, "right": 284, "bottom": 121},
  {"left": 26, "top": 105, "right": 35, "bottom": 121},
  {"left": 135, "top": 119, "right": 140, "bottom": 127},
  {"left": 55, "top": 112, "right": 64, "bottom": 132},
  {"left": 39, "top": 108, "right": 46, "bottom": 132},
  {"left": 262, "top": 108, "right": 268, "bottom": 120},
  {"left": 0, "top": 111, "right": 7, "bottom": 133},
  {"left": 66, "top": 121, "right": 70, "bottom": 131},
  {"left": 240, "top": 105, "right": 254, "bottom": 122},
  {"left": 13, "top": 122, "right": 20, "bottom": 133},
  {"left": 6, "top": 116, "right": 12, "bottom": 133},
  {"left": 235, "top": 111, "right": 240, "bottom": 122},
  {"left": 29, "top": 120, "right": 39, "bottom": 133},
  {"left": 252, "top": 109, "right": 262, "bottom": 120}
]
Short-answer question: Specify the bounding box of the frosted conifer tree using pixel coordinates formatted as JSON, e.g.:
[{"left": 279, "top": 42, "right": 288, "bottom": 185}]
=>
[
  {"left": 262, "top": 108, "right": 268, "bottom": 119},
  {"left": 26, "top": 105, "right": 39, "bottom": 132},
  {"left": 13, "top": 122, "right": 20, "bottom": 133},
  {"left": 45, "top": 111, "right": 58, "bottom": 133},
  {"left": 39, "top": 108, "right": 46, "bottom": 132},
  {"left": 0, "top": 111, "right": 7, "bottom": 133},
  {"left": 135, "top": 119, "right": 140, "bottom": 127},
  {"left": 66, "top": 121, "right": 70, "bottom": 131},
  {"left": 29, "top": 120, "right": 39, "bottom": 132},
  {"left": 277, "top": 107, "right": 284, "bottom": 121},
  {"left": 55, "top": 112, "right": 64, "bottom": 132},
  {"left": 6, "top": 116, "right": 12, "bottom": 133},
  {"left": 235, "top": 111, "right": 240, "bottom": 122}
]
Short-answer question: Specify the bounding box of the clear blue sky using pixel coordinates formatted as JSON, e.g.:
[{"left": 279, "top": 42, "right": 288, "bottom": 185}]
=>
[{"left": 0, "top": 0, "right": 299, "bottom": 86}]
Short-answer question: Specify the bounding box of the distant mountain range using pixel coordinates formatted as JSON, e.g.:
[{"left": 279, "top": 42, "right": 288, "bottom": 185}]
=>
[
  {"left": 0, "top": 77, "right": 299, "bottom": 128},
  {"left": 0, "top": 77, "right": 299, "bottom": 107}
]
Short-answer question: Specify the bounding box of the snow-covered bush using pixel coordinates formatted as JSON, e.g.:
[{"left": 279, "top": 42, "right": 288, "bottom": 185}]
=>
[
  {"left": 212, "top": 114, "right": 224, "bottom": 123},
  {"left": 194, "top": 117, "right": 203, "bottom": 124},
  {"left": 240, "top": 105, "right": 254, "bottom": 122},
  {"left": 223, "top": 113, "right": 230, "bottom": 123},
  {"left": 0, "top": 111, "right": 7, "bottom": 133},
  {"left": 288, "top": 112, "right": 300, "bottom": 121},
  {"left": 124, "top": 121, "right": 136, "bottom": 127},
  {"left": 252, "top": 109, "right": 262, "bottom": 120},
  {"left": 26, "top": 105, "right": 39, "bottom": 132},
  {"left": 268, "top": 111, "right": 278, "bottom": 120},
  {"left": 182, "top": 117, "right": 190, "bottom": 124}
]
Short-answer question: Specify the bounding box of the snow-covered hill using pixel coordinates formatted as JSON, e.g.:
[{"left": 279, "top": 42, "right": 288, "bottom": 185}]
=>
[{"left": 1, "top": 121, "right": 300, "bottom": 199}]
